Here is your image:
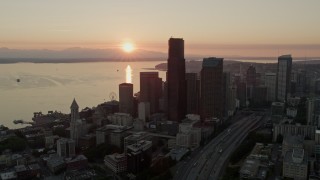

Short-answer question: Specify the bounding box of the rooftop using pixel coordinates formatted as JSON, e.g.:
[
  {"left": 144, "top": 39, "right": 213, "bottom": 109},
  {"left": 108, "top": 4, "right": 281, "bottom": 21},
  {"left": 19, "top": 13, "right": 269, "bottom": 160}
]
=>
[
  {"left": 70, "top": 98, "right": 79, "bottom": 109},
  {"left": 14, "top": 165, "right": 27, "bottom": 172},
  {"left": 67, "top": 155, "right": 88, "bottom": 163},
  {"left": 57, "top": 138, "right": 75, "bottom": 144},
  {"left": 283, "top": 135, "right": 304, "bottom": 145},
  {"left": 28, "top": 163, "right": 41, "bottom": 170},
  {"left": 0, "top": 171, "right": 17, "bottom": 180},
  {"left": 284, "top": 148, "right": 307, "bottom": 164},
  {"left": 272, "top": 102, "right": 284, "bottom": 106},
  {"left": 127, "top": 140, "right": 152, "bottom": 153},
  {"left": 202, "top": 57, "right": 223, "bottom": 67},
  {"left": 279, "top": 54, "right": 292, "bottom": 59},
  {"left": 105, "top": 153, "right": 126, "bottom": 162},
  {"left": 47, "top": 154, "right": 65, "bottom": 167},
  {"left": 240, "top": 158, "right": 260, "bottom": 176}
]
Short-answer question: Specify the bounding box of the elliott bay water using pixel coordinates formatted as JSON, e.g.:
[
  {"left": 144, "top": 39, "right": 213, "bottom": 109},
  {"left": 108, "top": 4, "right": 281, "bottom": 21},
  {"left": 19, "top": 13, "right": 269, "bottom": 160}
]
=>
[{"left": 0, "top": 61, "right": 166, "bottom": 129}]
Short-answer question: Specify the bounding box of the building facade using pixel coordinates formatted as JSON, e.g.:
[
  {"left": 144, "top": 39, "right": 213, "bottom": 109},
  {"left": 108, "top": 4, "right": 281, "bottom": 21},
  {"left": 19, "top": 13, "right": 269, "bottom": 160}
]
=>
[
  {"left": 186, "top": 73, "right": 199, "bottom": 115},
  {"left": 276, "top": 55, "right": 292, "bottom": 102},
  {"left": 167, "top": 38, "right": 186, "bottom": 122},
  {"left": 200, "top": 57, "right": 224, "bottom": 120},
  {"left": 140, "top": 72, "right": 162, "bottom": 114},
  {"left": 283, "top": 149, "right": 308, "bottom": 180},
  {"left": 273, "top": 124, "right": 316, "bottom": 142},
  {"left": 104, "top": 153, "right": 127, "bottom": 174},
  {"left": 126, "top": 140, "right": 152, "bottom": 174},
  {"left": 57, "top": 138, "right": 75, "bottom": 158},
  {"left": 119, "top": 83, "right": 134, "bottom": 115},
  {"left": 307, "top": 97, "right": 320, "bottom": 127},
  {"left": 265, "top": 73, "right": 277, "bottom": 102}
]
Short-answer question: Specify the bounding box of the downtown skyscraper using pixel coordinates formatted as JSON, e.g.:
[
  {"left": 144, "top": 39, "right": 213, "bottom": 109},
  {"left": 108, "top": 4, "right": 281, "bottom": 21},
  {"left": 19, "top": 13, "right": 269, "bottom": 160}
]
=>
[
  {"left": 119, "top": 83, "right": 134, "bottom": 115},
  {"left": 140, "top": 72, "right": 162, "bottom": 114},
  {"left": 200, "top": 57, "right": 224, "bottom": 120},
  {"left": 167, "top": 38, "right": 186, "bottom": 122},
  {"left": 276, "top": 55, "right": 292, "bottom": 102}
]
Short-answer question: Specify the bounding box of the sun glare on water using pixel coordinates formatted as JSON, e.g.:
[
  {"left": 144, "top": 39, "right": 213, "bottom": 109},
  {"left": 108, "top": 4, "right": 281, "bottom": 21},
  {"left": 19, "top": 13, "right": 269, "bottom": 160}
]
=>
[
  {"left": 122, "top": 42, "right": 135, "bottom": 53},
  {"left": 126, "top": 65, "right": 132, "bottom": 83}
]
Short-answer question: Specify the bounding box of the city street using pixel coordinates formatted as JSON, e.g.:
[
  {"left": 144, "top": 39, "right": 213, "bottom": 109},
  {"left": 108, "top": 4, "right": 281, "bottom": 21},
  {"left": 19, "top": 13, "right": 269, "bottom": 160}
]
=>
[{"left": 173, "top": 113, "right": 264, "bottom": 180}]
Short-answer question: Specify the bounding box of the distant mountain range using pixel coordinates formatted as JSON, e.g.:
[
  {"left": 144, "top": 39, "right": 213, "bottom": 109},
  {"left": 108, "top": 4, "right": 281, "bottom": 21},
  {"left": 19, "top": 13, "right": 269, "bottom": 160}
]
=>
[
  {"left": 0, "top": 47, "right": 168, "bottom": 63},
  {"left": 0, "top": 47, "right": 319, "bottom": 64}
]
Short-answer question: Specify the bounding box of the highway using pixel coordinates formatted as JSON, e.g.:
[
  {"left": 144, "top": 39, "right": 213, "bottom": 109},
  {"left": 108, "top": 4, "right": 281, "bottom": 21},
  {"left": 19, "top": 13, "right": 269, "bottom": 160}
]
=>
[{"left": 173, "top": 113, "right": 265, "bottom": 180}]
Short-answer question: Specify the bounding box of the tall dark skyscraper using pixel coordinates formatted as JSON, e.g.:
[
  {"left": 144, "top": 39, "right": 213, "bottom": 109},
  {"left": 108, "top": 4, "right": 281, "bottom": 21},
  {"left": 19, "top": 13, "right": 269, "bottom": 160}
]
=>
[
  {"left": 186, "top": 73, "right": 200, "bottom": 115},
  {"left": 246, "top": 65, "right": 257, "bottom": 87},
  {"left": 140, "top": 72, "right": 162, "bottom": 114},
  {"left": 167, "top": 38, "right": 186, "bottom": 122},
  {"left": 276, "top": 55, "right": 292, "bottom": 102},
  {"left": 246, "top": 65, "right": 257, "bottom": 99},
  {"left": 201, "top": 57, "right": 224, "bottom": 120},
  {"left": 119, "top": 83, "right": 134, "bottom": 115}
]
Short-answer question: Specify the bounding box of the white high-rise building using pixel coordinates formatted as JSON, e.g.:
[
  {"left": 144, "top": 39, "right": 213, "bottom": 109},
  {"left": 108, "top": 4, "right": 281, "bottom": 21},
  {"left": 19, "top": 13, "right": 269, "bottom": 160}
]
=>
[
  {"left": 276, "top": 55, "right": 292, "bottom": 102},
  {"left": 265, "top": 73, "right": 277, "bottom": 102}
]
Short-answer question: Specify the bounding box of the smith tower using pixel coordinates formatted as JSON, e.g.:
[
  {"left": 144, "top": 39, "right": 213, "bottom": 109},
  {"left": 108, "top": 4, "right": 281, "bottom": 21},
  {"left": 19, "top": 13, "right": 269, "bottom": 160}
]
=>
[{"left": 167, "top": 38, "right": 186, "bottom": 122}]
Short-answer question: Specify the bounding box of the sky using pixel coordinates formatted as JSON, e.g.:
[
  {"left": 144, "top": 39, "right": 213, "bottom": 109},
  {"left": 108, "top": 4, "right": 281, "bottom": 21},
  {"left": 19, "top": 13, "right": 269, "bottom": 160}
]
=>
[{"left": 1, "top": 0, "right": 320, "bottom": 57}]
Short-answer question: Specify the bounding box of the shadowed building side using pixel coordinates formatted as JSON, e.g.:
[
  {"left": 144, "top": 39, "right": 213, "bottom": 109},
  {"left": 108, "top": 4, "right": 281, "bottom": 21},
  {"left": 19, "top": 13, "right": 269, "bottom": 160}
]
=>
[
  {"left": 140, "top": 72, "right": 162, "bottom": 115},
  {"left": 167, "top": 38, "right": 186, "bottom": 122},
  {"left": 119, "top": 83, "right": 134, "bottom": 116},
  {"left": 186, "top": 73, "right": 200, "bottom": 115},
  {"left": 276, "top": 55, "right": 292, "bottom": 102},
  {"left": 200, "top": 57, "right": 224, "bottom": 120}
]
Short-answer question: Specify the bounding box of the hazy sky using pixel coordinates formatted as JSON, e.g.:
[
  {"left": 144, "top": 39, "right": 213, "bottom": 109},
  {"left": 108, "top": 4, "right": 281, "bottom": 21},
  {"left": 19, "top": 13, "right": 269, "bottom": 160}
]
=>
[{"left": 1, "top": 0, "right": 320, "bottom": 57}]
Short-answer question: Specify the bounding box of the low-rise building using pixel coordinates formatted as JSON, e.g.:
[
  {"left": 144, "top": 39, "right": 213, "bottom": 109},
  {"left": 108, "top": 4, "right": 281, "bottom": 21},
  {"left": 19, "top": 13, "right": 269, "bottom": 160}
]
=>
[
  {"left": 127, "top": 140, "right": 152, "bottom": 174},
  {"left": 273, "top": 123, "right": 316, "bottom": 142},
  {"left": 239, "top": 159, "right": 261, "bottom": 179},
  {"left": 46, "top": 154, "right": 66, "bottom": 174},
  {"left": 282, "top": 135, "right": 304, "bottom": 156},
  {"left": 176, "top": 117, "right": 201, "bottom": 149},
  {"left": 283, "top": 149, "right": 308, "bottom": 180},
  {"left": 124, "top": 132, "right": 151, "bottom": 154},
  {"left": 104, "top": 153, "right": 127, "bottom": 173},
  {"left": 96, "top": 125, "right": 132, "bottom": 149},
  {"left": 14, "top": 165, "right": 28, "bottom": 179},
  {"left": 0, "top": 171, "right": 17, "bottom": 180},
  {"left": 45, "top": 135, "right": 59, "bottom": 148},
  {"left": 57, "top": 138, "right": 75, "bottom": 158},
  {"left": 28, "top": 163, "right": 41, "bottom": 178},
  {"left": 108, "top": 113, "right": 133, "bottom": 126},
  {"left": 286, "top": 107, "right": 298, "bottom": 118},
  {"left": 79, "top": 133, "right": 96, "bottom": 149},
  {"left": 248, "top": 143, "right": 272, "bottom": 160},
  {"left": 66, "top": 155, "right": 88, "bottom": 170}
]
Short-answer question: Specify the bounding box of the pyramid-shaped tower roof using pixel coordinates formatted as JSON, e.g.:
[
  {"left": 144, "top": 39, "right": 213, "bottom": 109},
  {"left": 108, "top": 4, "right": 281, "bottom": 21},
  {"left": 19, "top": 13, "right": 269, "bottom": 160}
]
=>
[{"left": 70, "top": 98, "right": 79, "bottom": 109}]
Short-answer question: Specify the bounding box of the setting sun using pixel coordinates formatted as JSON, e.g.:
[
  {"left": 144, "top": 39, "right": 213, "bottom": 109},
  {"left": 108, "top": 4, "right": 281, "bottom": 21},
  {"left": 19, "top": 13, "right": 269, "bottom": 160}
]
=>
[{"left": 122, "top": 42, "right": 135, "bottom": 53}]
